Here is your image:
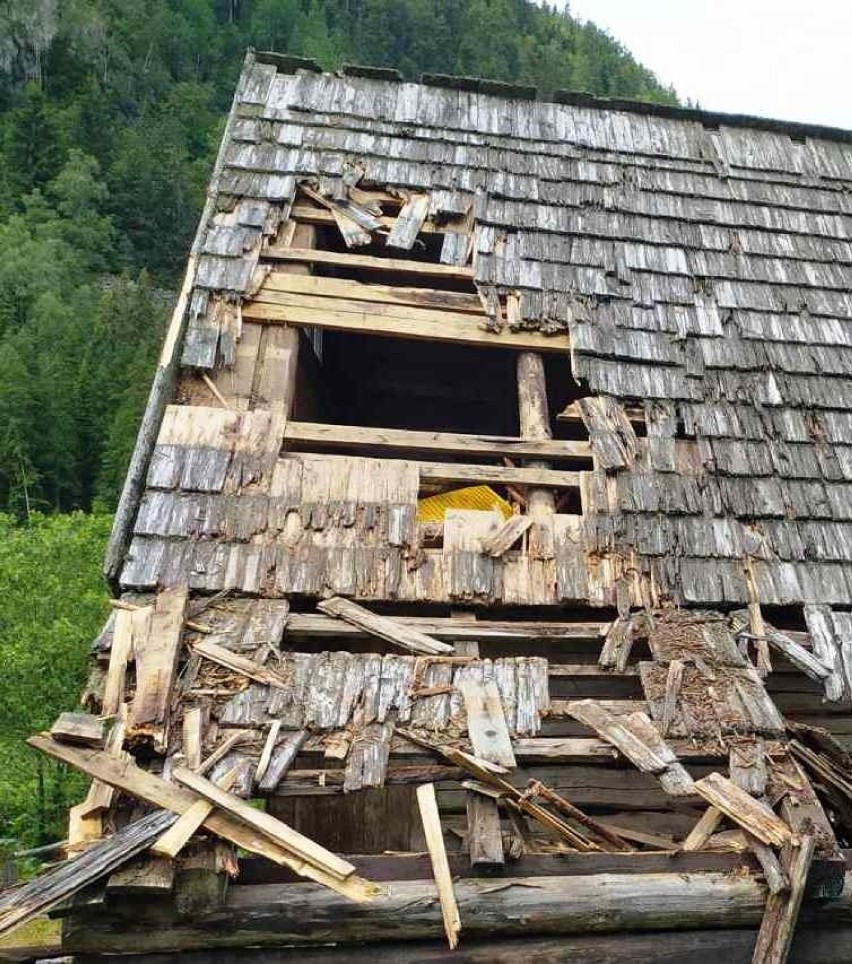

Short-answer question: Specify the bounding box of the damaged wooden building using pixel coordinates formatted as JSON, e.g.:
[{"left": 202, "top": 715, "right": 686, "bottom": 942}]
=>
[{"left": 9, "top": 49, "right": 852, "bottom": 962}]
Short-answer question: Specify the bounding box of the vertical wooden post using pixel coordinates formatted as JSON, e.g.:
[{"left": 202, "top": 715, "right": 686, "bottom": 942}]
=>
[{"left": 516, "top": 351, "right": 555, "bottom": 517}]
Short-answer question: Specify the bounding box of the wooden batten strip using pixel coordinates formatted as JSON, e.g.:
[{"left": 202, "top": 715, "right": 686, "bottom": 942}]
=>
[
  {"left": 192, "top": 639, "right": 289, "bottom": 689},
  {"left": 317, "top": 596, "right": 453, "bottom": 656},
  {"left": 284, "top": 422, "right": 591, "bottom": 461},
  {"left": 262, "top": 246, "right": 474, "bottom": 280},
  {"left": 242, "top": 299, "right": 570, "bottom": 353}
]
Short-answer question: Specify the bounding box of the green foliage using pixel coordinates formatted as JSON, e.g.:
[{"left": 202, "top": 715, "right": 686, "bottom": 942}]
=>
[{"left": 0, "top": 512, "right": 111, "bottom": 844}]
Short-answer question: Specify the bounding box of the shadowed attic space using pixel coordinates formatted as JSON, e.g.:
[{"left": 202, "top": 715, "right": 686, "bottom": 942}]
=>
[{"left": 294, "top": 327, "right": 586, "bottom": 438}]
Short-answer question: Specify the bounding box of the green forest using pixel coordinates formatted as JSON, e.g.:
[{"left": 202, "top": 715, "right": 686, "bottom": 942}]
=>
[{"left": 0, "top": 0, "right": 676, "bottom": 845}]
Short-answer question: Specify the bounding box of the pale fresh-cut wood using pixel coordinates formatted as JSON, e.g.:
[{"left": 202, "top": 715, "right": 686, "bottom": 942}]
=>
[
  {"left": 417, "top": 782, "right": 462, "bottom": 950},
  {"left": 151, "top": 767, "right": 240, "bottom": 860}
]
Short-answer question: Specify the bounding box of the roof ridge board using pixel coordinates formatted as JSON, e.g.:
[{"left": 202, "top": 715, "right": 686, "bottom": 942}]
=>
[{"left": 250, "top": 49, "right": 852, "bottom": 145}]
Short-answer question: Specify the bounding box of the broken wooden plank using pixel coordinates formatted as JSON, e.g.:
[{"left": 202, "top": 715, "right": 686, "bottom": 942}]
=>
[
  {"left": 752, "top": 836, "right": 816, "bottom": 964},
  {"left": 479, "top": 514, "right": 532, "bottom": 557},
  {"left": 128, "top": 588, "right": 188, "bottom": 751},
  {"left": 661, "top": 659, "right": 684, "bottom": 737},
  {"left": 102, "top": 607, "right": 133, "bottom": 716},
  {"left": 192, "top": 638, "right": 288, "bottom": 689},
  {"left": 198, "top": 730, "right": 254, "bottom": 776},
  {"left": 417, "top": 782, "right": 461, "bottom": 950},
  {"left": 764, "top": 626, "right": 831, "bottom": 682},
  {"left": 255, "top": 720, "right": 283, "bottom": 785},
  {"left": 151, "top": 767, "right": 240, "bottom": 860},
  {"left": 28, "top": 736, "right": 377, "bottom": 903},
  {"left": 693, "top": 773, "right": 792, "bottom": 848},
  {"left": 172, "top": 766, "right": 355, "bottom": 882},
  {"left": 262, "top": 245, "right": 474, "bottom": 280},
  {"left": 682, "top": 807, "right": 724, "bottom": 852},
  {"left": 460, "top": 679, "right": 516, "bottom": 768},
  {"left": 182, "top": 707, "right": 204, "bottom": 771},
  {"left": 730, "top": 740, "right": 768, "bottom": 798},
  {"left": 284, "top": 422, "right": 591, "bottom": 462},
  {"left": 0, "top": 809, "right": 176, "bottom": 938},
  {"left": 386, "top": 193, "right": 430, "bottom": 249},
  {"left": 262, "top": 271, "right": 483, "bottom": 313},
  {"left": 258, "top": 728, "right": 310, "bottom": 793},
  {"left": 525, "top": 780, "right": 635, "bottom": 852},
  {"left": 598, "top": 617, "right": 633, "bottom": 672},
  {"left": 317, "top": 596, "right": 453, "bottom": 656},
  {"left": 50, "top": 713, "right": 105, "bottom": 748}
]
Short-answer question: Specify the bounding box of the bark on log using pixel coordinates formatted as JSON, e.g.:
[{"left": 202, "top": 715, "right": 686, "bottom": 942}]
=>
[{"left": 61, "top": 871, "right": 852, "bottom": 955}]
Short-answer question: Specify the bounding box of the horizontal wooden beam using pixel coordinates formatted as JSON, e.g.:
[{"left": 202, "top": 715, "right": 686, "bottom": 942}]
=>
[
  {"left": 281, "top": 451, "right": 581, "bottom": 489},
  {"left": 262, "top": 271, "right": 483, "bottom": 312},
  {"left": 60, "top": 870, "right": 852, "bottom": 956},
  {"left": 418, "top": 459, "right": 580, "bottom": 488},
  {"left": 283, "top": 421, "right": 592, "bottom": 462},
  {"left": 283, "top": 613, "right": 607, "bottom": 642},
  {"left": 262, "top": 246, "right": 474, "bottom": 280},
  {"left": 243, "top": 297, "right": 569, "bottom": 353},
  {"left": 65, "top": 926, "right": 852, "bottom": 964}
]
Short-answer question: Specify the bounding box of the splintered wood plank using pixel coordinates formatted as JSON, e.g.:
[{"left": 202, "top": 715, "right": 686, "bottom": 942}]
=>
[
  {"left": 128, "top": 588, "right": 188, "bottom": 752},
  {"left": 244, "top": 296, "right": 570, "bottom": 352},
  {"left": 729, "top": 740, "right": 768, "bottom": 797},
  {"left": 263, "top": 245, "right": 474, "bottom": 279},
  {"left": 192, "top": 638, "right": 289, "bottom": 688},
  {"left": 682, "top": 807, "right": 724, "bottom": 852},
  {"left": 460, "top": 679, "right": 516, "bottom": 768},
  {"left": 0, "top": 809, "right": 176, "bottom": 938},
  {"left": 479, "top": 514, "right": 533, "bottom": 557},
  {"left": 317, "top": 596, "right": 453, "bottom": 656},
  {"left": 102, "top": 607, "right": 133, "bottom": 716},
  {"left": 764, "top": 626, "right": 831, "bottom": 681},
  {"left": 151, "top": 767, "right": 239, "bottom": 860},
  {"left": 387, "top": 193, "right": 430, "bottom": 249},
  {"left": 50, "top": 713, "right": 105, "bottom": 748},
  {"left": 803, "top": 605, "right": 844, "bottom": 701},
  {"left": 417, "top": 782, "right": 461, "bottom": 950},
  {"left": 258, "top": 729, "right": 310, "bottom": 793},
  {"left": 263, "top": 271, "right": 483, "bottom": 313},
  {"left": 752, "top": 836, "right": 816, "bottom": 964},
  {"left": 693, "top": 773, "right": 792, "bottom": 848},
  {"left": 284, "top": 421, "right": 591, "bottom": 461},
  {"left": 255, "top": 720, "right": 283, "bottom": 784},
  {"left": 172, "top": 766, "right": 356, "bottom": 882}
]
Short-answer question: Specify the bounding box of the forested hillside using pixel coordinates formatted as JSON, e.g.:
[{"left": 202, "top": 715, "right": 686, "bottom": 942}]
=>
[
  {"left": 0, "top": 0, "right": 676, "bottom": 516},
  {"left": 0, "top": 0, "right": 676, "bottom": 845}
]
